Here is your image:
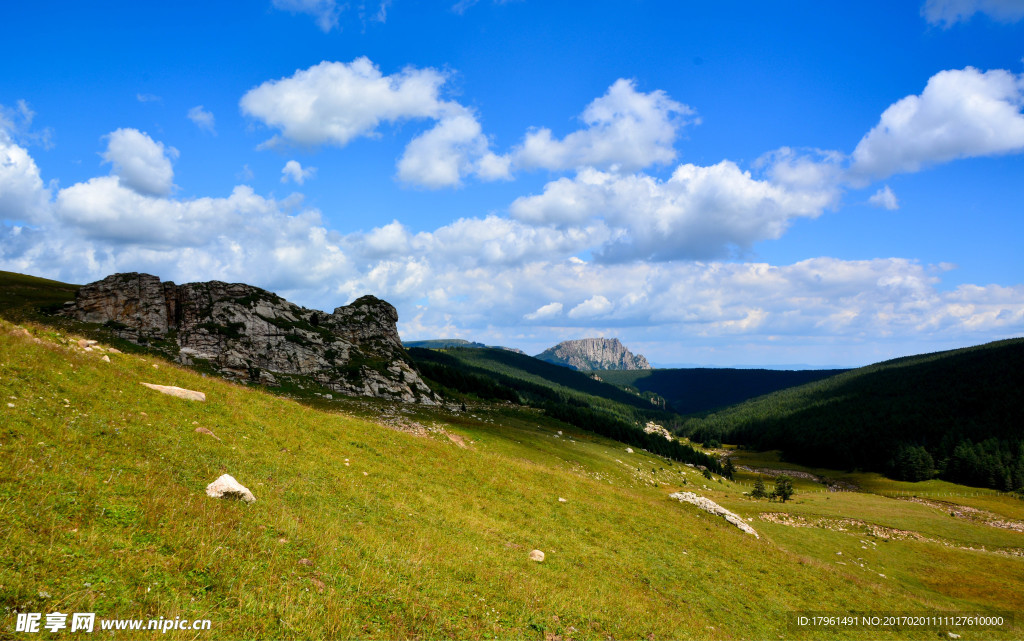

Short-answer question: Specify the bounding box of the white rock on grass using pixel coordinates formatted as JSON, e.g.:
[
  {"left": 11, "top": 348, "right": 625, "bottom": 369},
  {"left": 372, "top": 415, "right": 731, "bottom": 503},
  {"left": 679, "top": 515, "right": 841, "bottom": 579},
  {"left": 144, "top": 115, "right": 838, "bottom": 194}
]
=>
[
  {"left": 670, "top": 491, "right": 759, "bottom": 538},
  {"left": 205, "top": 474, "right": 256, "bottom": 503},
  {"left": 141, "top": 382, "right": 206, "bottom": 401},
  {"left": 529, "top": 549, "right": 545, "bottom": 562}
]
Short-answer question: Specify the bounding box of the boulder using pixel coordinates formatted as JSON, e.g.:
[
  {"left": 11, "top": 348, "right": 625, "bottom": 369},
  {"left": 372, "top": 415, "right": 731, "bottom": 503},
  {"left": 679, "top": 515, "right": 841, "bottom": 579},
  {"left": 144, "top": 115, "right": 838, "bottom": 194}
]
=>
[
  {"left": 529, "top": 549, "right": 545, "bottom": 562},
  {"left": 141, "top": 382, "right": 206, "bottom": 401},
  {"left": 205, "top": 474, "right": 256, "bottom": 503}
]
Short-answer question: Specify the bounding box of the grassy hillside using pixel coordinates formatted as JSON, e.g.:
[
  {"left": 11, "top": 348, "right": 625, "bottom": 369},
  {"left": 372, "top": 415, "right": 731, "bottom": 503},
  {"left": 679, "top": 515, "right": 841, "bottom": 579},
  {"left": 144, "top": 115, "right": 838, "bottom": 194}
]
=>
[
  {"left": 684, "top": 339, "right": 1024, "bottom": 490},
  {"left": 596, "top": 367, "right": 847, "bottom": 415},
  {"left": 0, "top": 270, "right": 79, "bottom": 321},
  {"left": 2, "top": 320, "right": 1023, "bottom": 640}
]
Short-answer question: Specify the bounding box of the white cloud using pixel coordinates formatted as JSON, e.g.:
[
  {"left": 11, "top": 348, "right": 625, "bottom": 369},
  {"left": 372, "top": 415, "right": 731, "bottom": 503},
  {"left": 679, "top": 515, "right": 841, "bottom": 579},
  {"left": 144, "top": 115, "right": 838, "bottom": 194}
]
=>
[
  {"left": 187, "top": 105, "right": 216, "bottom": 134},
  {"left": 101, "top": 128, "right": 178, "bottom": 196},
  {"left": 568, "top": 295, "right": 613, "bottom": 319},
  {"left": 272, "top": 0, "right": 342, "bottom": 32},
  {"left": 240, "top": 58, "right": 449, "bottom": 148},
  {"left": 396, "top": 105, "right": 496, "bottom": 188},
  {"left": 869, "top": 185, "right": 899, "bottom": 210},
  {"left": 3, "top": 135, "right": 1022, "bottom": 361},
  {"left": 849, "top": 67, "right": 1024, "bottom": 180},
  {"left": 508, "top": 79, "right": 696, "bottom": 173},
  {"left": 242, "top": 58, "right": 503, "bottom": 188},
  {"left": 525, "top": 301, "right": 563, "bottom": 320},
  {"left": 0, "top": 100, "right": 54, "bottom": 150},
  {"left": 281, "top": 160, "right": 316, "bottom": 185},
  {"left": 0, "top": 132, "right": 51, "bottom": 224},
  {"left": 136, "top": 93, "right": 161, "bottom": 103},
  {"left": 510, "top": 162, "right": 837, "bottom": 262},
  {"left": 922, "top": 0, "right": 1024, "bottom": 25}
]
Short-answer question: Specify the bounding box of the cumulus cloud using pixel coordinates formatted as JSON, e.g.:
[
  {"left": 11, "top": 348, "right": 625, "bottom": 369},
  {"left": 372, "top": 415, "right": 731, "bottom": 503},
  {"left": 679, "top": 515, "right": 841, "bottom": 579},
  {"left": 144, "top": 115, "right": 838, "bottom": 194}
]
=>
[
  {"left": 0, "top": 132, "right": 51, "bottom": 224},
  {"left": 510, "top": 162, "right": 837, "bottom": 262},
  {"left": 281, "top": 160, "right": 316, "bottom": 184},
  {"left": 849, "top": 67, "right": 1024, "bottom": 180},
  {"left": 507, "top": 79, "right": 696, "bottom": 173},
  {"left": 101, "top": 128, "right": 178, "bottom": 196},
  {"left": 396, "top": 105, "right": 499, "bottom": 188},
  {"left": 525, "top": 301, "right": 563, "bottom": 321},
  {"left": 240, "top": 58, "right": 449, "bottom": 148},
  {"left": 241, "top": 58, "right": 501, "bottom": 188},
  {"left": 3, "top": 134, "right": 1022, "bottom": 360},
  {"left": 568, "top": 295, "right": 613, "bottom": 319},
  {"left": 869, "top": 185, "right": 899, "bottom": 210},
  {"left": 187, "top": 105, "right": 216, "bottom": 134},
  {"left": 922, "top": 0, "right": 1024, "bottom": 26}
]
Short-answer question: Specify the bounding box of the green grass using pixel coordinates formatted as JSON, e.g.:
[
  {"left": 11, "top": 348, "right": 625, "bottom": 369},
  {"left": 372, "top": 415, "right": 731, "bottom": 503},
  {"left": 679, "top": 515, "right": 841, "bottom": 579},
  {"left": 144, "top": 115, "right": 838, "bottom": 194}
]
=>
[
  {"left": 0, "top": 270, "right": 79, "bottom": 321},
  {"left": 2, "top": 321, "right": 1023, "bottom": 639}
]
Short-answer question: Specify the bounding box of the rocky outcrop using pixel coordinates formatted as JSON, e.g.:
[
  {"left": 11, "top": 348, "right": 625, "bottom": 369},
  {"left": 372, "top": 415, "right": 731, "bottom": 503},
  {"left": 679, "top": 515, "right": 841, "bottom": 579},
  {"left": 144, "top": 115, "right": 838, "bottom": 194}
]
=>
[
  {"left": 534, "top": 337, "right": 650, "bottom": 371},
  {"left": 61, "top": 272, "right": 439, "bottom": 404}
]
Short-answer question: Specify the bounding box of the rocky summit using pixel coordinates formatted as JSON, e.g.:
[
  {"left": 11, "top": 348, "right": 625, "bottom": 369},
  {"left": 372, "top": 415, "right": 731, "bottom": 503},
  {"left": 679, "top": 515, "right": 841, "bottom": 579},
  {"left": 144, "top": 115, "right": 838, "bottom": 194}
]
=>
[
  {"left": 61, "top": 272, "right": 439, "bottom": 404},
  {"left": 534, "top": 337, "right": 651, "bottom": 371}
]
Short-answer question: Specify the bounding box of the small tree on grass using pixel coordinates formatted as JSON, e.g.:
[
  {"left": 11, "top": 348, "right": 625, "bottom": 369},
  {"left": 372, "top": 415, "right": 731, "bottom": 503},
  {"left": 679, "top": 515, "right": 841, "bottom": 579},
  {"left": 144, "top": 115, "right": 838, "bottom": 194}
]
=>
[
  {"left": 723, "top": 458, "right": 736, "bottom": 480},
  {"left": 772, "top": 475, "right": 795, "bottom": 503},
  {"left": 751, "top": 477, "right": 767, "bottom": 499}
]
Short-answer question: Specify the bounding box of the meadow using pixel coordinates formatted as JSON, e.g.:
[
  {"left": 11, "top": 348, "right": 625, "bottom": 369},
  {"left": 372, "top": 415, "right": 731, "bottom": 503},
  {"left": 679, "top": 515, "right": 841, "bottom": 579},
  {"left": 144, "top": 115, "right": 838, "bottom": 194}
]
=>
[{"left": 1, "top": 319, "right": 1022, "bottom": 639}]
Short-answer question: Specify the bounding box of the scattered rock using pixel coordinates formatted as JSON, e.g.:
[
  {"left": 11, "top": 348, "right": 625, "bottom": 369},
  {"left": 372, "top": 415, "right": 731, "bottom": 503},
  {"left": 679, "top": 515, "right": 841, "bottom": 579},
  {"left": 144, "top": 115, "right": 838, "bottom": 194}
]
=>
[
  {"left": 194, "top": 426, "right": 221, "bottom": 441},
  {"left": 101, "top": 355, "right": 111, "bottom": 362},
  {"left": 626, "top": 447, "right": 633, "bottom": 454},
  {"left": 204, "top": 474, "right": 256, "bottom": 503},
  {"left": 529, "top": 549, "right": 545, "bottom": 562},
  {"left": 77, "top": 339, "right": 97, "bottom": 348},
  {"left": 947, "top": 633, "right": 960, "bottom": 639},
  {"left": 558, "top": 497, "right": 567, "bottom": 503},
  {"left": 670, "top": 491, "right": 759, "bottom": 538},
  {"left": 108, "top": 348, "right": 122, "bottom": 354},
  {"left": 141, "top": 382, "right": 206, "bottom": 401},
  {"left": 445, "top": 432, "right": 467, "bottom": 448}
]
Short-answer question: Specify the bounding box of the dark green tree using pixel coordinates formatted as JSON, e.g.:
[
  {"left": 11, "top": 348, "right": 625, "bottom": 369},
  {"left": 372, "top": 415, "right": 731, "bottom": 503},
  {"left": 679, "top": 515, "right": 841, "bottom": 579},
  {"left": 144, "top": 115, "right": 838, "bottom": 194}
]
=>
[
  {"left": 751, "top": 477, "right": 767, "bottom": 499},
  {"left": 772, "top": 475, "right": 795, "bottom": 503},
  {"left": 723, "top": 458, "right": 736, "bottom": 480}
]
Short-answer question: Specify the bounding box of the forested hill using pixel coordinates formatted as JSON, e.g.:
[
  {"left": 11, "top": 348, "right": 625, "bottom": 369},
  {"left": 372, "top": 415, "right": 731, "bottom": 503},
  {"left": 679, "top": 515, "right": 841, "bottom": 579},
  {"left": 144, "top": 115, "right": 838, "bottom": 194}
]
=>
[
  {"left": 409, "top": 347, "right": 722, "bottom": 471},
  {"left": 596, "top": 368, "right": 847, "bottom": 414},
  {"left": 684, "top": 338, "right": 1024, "bottom": 490}
]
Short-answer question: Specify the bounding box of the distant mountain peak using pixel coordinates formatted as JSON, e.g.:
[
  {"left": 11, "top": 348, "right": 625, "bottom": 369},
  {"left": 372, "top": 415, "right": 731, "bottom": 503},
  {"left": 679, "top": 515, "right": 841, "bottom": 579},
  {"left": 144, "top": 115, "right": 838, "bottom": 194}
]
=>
[{"left": 535, "top": 337, "right": 650, "bottom": 371}]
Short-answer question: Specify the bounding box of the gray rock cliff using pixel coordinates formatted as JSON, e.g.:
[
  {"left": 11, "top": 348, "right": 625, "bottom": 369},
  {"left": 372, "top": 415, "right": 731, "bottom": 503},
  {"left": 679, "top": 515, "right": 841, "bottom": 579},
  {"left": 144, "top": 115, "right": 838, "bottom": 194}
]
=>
[
  {"left": 534, "top": 337, "right": 651, "bottom": 371},
  {"left": 61, "top": 272, "right": 439, "bottom": 404}
]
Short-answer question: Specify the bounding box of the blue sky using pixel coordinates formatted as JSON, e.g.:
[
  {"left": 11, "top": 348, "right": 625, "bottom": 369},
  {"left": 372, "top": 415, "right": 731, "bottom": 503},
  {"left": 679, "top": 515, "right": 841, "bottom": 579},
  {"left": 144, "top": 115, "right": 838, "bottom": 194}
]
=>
[{"left": 1, "top": 0, "right": 1023, "bottom": 367}]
